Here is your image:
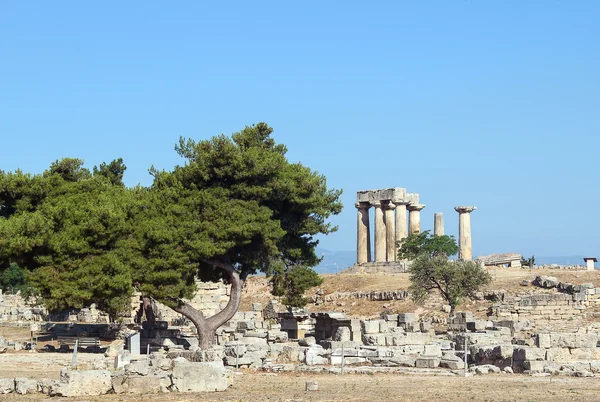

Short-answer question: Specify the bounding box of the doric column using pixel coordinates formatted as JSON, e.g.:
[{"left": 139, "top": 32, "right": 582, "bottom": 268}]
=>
[
  {"left": 384, "top": 201, "right": 396, "bottom": 262},
  {"left": 434, "top": 213, "right": 444, "bottom": 236},
  {"left": 455, "top": 206, "right": 477, "bottom": 261},
  {"left": 355, "top": 202, "right": 371, "bottom": 264},
  {"left": 394, "top": 201, "right": 410, "bottom": 256},
  {"left": 372, "top": 201, "right": 386, "bottom": 262},
  {"left": 407, "top": 204, "right": 426, "bottom": 234}
]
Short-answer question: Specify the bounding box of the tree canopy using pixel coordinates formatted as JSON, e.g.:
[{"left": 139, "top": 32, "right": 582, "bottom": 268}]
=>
[
  {"left": 397, "top": 230, "right": 459, "bottom": 260},
  {"left": 0, "top": 123, "right": 342, "bottom": 348}
]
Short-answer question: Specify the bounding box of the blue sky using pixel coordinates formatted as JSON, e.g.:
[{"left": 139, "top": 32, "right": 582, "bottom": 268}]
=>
[{"left": 2, "top": 2, "right": 599, "bottom": 258}]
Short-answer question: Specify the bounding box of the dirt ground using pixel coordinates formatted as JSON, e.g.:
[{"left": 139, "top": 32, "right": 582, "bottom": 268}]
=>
[{"left": 2, "top": 371, "right": 600, "bottom": 401}]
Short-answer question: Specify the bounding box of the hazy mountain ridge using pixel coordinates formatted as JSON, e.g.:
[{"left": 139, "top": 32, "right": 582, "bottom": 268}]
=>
[{"left": 314, "top": 249, "right": 593, "bottom": 273}]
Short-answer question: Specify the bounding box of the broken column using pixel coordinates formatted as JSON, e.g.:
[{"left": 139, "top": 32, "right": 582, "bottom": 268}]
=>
[
  {"left": 355, "top": 202, "right": 371, "bottom": 264},
  {"left": 454, "top": 206, "right": 476, "bottom": 261},
  {"left": 372, "top": 201, "right": 386, "bottom": 262},
  {"left": 384, "top": 201, "right": 396, "bottom": 261},
  {"left": 434, "top": 213, "right": 444, "bottom": 236},
  {"left": 407, "top": 204, "right": 426, "bottom": 234}
]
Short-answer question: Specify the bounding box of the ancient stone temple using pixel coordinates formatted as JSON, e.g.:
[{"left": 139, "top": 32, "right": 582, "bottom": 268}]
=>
[
  {"left": 350, "top": 187, "right": 477, "bottom": 272},
  {"left": 351, "top": 188, "right": 425, "bottom": 273}
]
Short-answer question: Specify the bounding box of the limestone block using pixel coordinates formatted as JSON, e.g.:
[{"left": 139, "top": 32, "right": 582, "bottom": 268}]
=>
[
  {"left": 570, "top": 348, "right": 600, "bottom": 360},
  {"left": 267, "top": 330, "right": 288, "bottom": 343},
  {"left": 423, "top": 344, "right": 442, "bottom": 357},
  {"left": 549, "top": 333, "right": 577, "bottom": 348},
  {"left": 225, "top": 342, "right": 247, "bottom": 358},
  {"left": 522, "top": 360, "right": 547, "bottom": 373},
  {"left": 330, "top": 355, "right": 367, "bottom": 365},
  {"left": 276, "top": 346, "right": 303, "bottom": 363},
  {"left": 537, "top": 333, "right": 551, "bottom": 349},
  {"left": 125, "top": 360, "right": 150, "bottom": 376},
  {"left": 415, "top": 356, "right": 440, "bottom": 368},
  {"left": 440, "top": 352, "right": 464, "bottom": 370},
  {"left": 112, "top": 375, "right": 165, "bottom": 394},
  {"left": 305, "top": 345, "right": 329, "bottom": 365},
  {"left": 363, "top": 320, "right": 380, "bottom": 334},
  {"left": 37, "top": 379, "right": 58, "bottom": 395},
  {"left": 545, "top": 347, "right": 572, "bottom": 363},
  {"left": 171, "top": 360, "right": 230, "bottom": 392},
  {"left": 575, "top": 333, "right": 598, "bottom": 348},
  {"left": 53, "top": 369, "right": 112, "bottom": 397},
  {"left": 373, "top": 355, "right": 415, "bottom": 367},
  {"left": 379, "top": 320, "right": 389, "bottom": 333},
  {"left": 513, "top": 347, "right": 546, "bottom": 361},
  {"left": 241, "top": 336, "right": 268, "bottom": 347},
  {"left": 0, "top": 379, "right": 14, "bottom": 394},
  {"left": 333, "top": 327, "right": 351, "bottom": 342},
  {"left": 493, "top": 345, "right": 515, "bottom": 360},
  {"left": 420, "top": 321, "right": 431, "bottom": 332},
  {"left": 384, "top": 314, "right": 398, "bottom": 322},
  {"left": 15, "top": 378, "right": 37, "bottom": 395},
  {"left": 224, "top": 356, "right": 255, "bottom": 366},
  {"left": 298, "top": 337, "right": 316, "bottom": 347},
  {"left": 331, "top": 348, "right": 359, "bottom": 357}
]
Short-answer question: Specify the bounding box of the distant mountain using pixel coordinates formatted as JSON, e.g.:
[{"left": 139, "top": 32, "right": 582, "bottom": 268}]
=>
[
  {"left": 314, "top": 248, "right": 355, "bottom": 274},
  {"left": 313, "top": 250, "right": 593, "bottom": 272}
]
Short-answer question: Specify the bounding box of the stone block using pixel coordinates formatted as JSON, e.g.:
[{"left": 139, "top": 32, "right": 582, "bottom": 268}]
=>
[
  {"left": 522, "top": 360, "right": 547, "bottom": 373},
  {"left": 545, "top": 347, "right": 572, "bottom": 363},
  {"left": 0, "top": 379, "right": 13, "bottom": 394},
  {"left": 330, "top": 355, "right": 367, "bottom": 365},
  {"left": 333, "top": 326, "right": 351, "bottom": 342},
  {"left": 423, "top": 344, "right": 442, "bottom": 357},
  {"left": 570, "top": 348, "right": 600, "bottom": 360},
  {"left": 37, "top": 379, "right": 58, "bottom": 395},
  {"left": 513, "top": 347, "right": 546, "bottom": 361},
  {"left": 379, "top": 320, "right": 389, "bottom": 333},
  {"left": 53, "top": 369, "right": 112, "bottom": 397},
  {"left": 415, "top": 356, "right": 440, "bottom": 368},
  {"left": 493, "top": 345, "right": 515, "bottom": 359},
  {"left": 537, "top": 333, "right": 551, "bottom": 349},
  {"left": 305, "top": 345, "right": 328, "bottom": 365},
  {"left": 363, "top": 320, "right": 380, "bottom": 334},
  {"left": 398, "top": 313, "right": 419, "bottom": 324},
  {"left": 440, "top": 353, "right": 464, "bottom": 370},
  {"left": 171, "top": 360, "right": 230, "bottom": 392},
  {"left": 125, "top": 360, "right": 150, "bottom": 376},
  {"left": 112, "top": 375, "right": 165, "bottom": 394},
  {"left": 384, "top": 314, "right": 398, "bottom": 322}
]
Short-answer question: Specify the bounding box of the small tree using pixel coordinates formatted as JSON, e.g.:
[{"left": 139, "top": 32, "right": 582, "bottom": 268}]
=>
[
  {"left": 270, "top": 265, "right": 324, "bottom": 308},
  {"left": 409, "top": 255, "right": 491, "bottom": 315},
  {"left": 398, "top": 230, "right": 459, "bottom": 260},
  {"left": 0, "top": 263, "right": 26, "bottom": 292}
]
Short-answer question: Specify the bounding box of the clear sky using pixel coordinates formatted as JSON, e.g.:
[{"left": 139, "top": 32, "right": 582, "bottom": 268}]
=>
[{"left": 2, "top": 2, "right": 599, "bottom": 258}]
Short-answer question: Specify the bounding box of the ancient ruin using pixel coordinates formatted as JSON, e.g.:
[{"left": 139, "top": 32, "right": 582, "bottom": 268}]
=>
[{"left": 354, "top": 188, "right": 477, "bottom": 273}]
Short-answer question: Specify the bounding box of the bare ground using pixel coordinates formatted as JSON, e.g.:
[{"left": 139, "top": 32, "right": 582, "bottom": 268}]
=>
[{"left": 2, "top": 371, "right": 600, "bottom": 401}]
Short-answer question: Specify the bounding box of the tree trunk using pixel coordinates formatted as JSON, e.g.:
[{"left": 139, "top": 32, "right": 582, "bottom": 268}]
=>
[{"left": 171, "top": 261, "right": 245, "bottom": 350}]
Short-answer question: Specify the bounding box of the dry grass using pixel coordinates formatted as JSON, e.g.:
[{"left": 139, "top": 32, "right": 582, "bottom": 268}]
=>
[{"left": 237, "top": 267, "right": 600, "bottom": 319}]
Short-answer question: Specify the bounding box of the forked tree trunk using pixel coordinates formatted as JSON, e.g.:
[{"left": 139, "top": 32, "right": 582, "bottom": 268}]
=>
[{"left": 171, "top": 261, "right": 245, "bottom": 350}]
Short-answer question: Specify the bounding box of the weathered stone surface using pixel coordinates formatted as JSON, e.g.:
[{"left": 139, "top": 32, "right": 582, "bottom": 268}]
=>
[
  {"left": 15, "top": 378, "right": 37, "bottom": 395},
  {"left": 225, "top": 342, "right": 247, "bottom": 358},
  {"left": 333, "top": 327, "right": 351, "bottom": 342},
  {"left": 513, "top": 347, "right": 546, "bottom": 361},
  {"left": 523, "top": 360, "right": 547, "bottom": 373},
  {"left": 113, "top": 375, "right": 166, "bottom": 394},
  {"left": 415, "top": 356, "right": 440, "bottom": 368},
  {"left": 305, "top": 345, "right": 328, "bottom": 365},
  {"left": 125, "top": 359, "right": 150, "bottom": 376},
  {"left": 298, "top": 336, "right": 316, "bottom": 347},
  {"left": 423, "top": 344, "right": 442, "bottom": 357},
  {"left": 37, "top": 378, "right": 58, "bottom": 395},
  {"left": 171, "top": 360, "right": 230, "bottom": 393},
  {"left": 440, "top": 353, "right": 464, "bottom": 370},
  {"left": 532, "top": 276, "right": 559, "bottom": 288},
  {"left": 53, "top": 369, "right": 112, "bottom": 397},
  {"left": 0, "top": 378, "right": 14, "bottom": 394},
  {"left": 363, "top": 320, "right": 380, "bottom": 334}
]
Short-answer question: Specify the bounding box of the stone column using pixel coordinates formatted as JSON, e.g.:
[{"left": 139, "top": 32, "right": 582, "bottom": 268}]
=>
[
  {"left": 394, "top": 201, "right": 410, "bottom": 256},
  {"left": 455, "top": 206, "right": 476, "bottom": 261},
  {"left": 356, "top": 202, "right": 371, "bottom": 264},
  {"left": 434, "top": 213, "right": 444, "bottom": 236},
  {"left": 384, "top": 201, "right": 396, "bottom": 262},
  {"left": 407, "top": 204, "right": 426, "bottom": 234},
  {"left": 372, "top": 201, "right": 386, "bottom": 262}
]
